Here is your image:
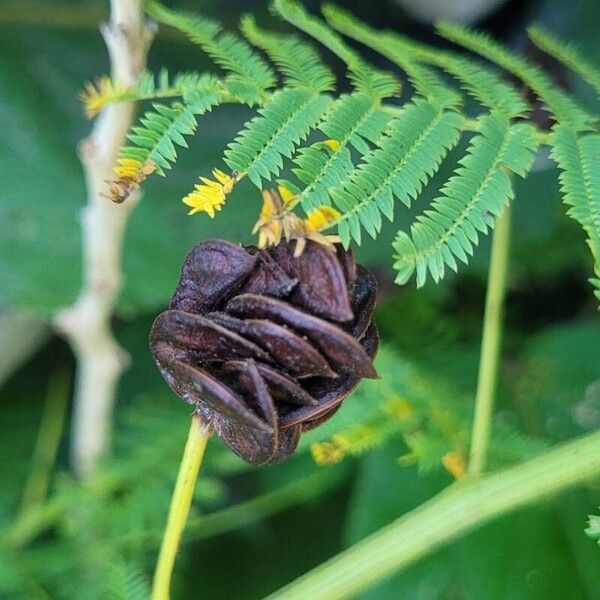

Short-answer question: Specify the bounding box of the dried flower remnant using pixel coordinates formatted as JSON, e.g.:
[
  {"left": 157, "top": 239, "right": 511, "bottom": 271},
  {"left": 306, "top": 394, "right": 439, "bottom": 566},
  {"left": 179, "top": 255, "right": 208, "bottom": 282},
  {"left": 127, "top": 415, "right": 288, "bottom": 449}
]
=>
[
  {"left": 107, "top": 159, "right": 156, "bottom": 203},
  {"left": 252, "top": 188, "right": 341, "bottom": 255},
  {"left": 150, "top": 238, "right": 379, "bottom": 464}
]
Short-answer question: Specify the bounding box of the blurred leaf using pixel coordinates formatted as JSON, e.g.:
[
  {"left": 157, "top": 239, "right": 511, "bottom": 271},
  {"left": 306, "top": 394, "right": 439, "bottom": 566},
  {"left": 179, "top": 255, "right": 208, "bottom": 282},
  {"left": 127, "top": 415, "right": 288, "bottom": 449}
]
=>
[
  {"left": 586, "top": 510, "right": 600, "bottom": 545},
  {"left": 347, "top": 445, "right": 600, "bottom": 600},
  {"left": 106, "top": 560, "right": 150, "bottom": 600},
  {"left": 303, "top": 342, "right": 545, "bottom": 472},
  {"left": 514, "top": 320, "right": 600, "bottom": 441}
]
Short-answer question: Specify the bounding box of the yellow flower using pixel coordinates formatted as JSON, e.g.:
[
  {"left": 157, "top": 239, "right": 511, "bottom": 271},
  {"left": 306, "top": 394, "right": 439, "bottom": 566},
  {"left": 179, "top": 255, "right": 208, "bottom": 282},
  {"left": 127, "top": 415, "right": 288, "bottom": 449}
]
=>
[
  {"left": 257, "top": 220, "right": 283, "bottom": 249},
  {"left": 305, "top": 205, "right": 341, "bottom": 232},
  {"left": 442, "top": 451, "right": 466, "bottom": 479},
  {"left": 79, "top": 77, "right": 125, "bottom": 119},
  {"left": 277, "top": 185, "right": 296, "bottom": 206},
  {"left": 253, "top": 189, "right": 288, "bottom": 248},
  {"left": 311, "top": 440, "right": 348, "bottom": 465},
  {"left": 183, "top": 168, "right": 235, "bottom": 218},
  {"left": 113, "top": 158, "right": 155, "bottom": 180},
  {"left": 323, "top": 138, "right": 341, "bottom": 152},
  {"left": 251, "top": 189, "right": 342, "bottom": 253},
  {"left": 383, "top": 394, "right": 415, "bottom": 422}
]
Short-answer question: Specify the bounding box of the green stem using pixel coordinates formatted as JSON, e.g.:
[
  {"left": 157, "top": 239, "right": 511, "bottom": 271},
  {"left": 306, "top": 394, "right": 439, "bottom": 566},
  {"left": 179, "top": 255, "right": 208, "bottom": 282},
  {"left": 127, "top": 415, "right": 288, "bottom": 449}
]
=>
[
  {"left": 19, "top": 368, "right": 70, "bottom": 514},
  {"left": 468, "top": 204, "right": 512, "bottom": 476},
  {"left": 265, "top": 428, "right": 600, "bottom": 600},
  {"left": 151, "top": 415, "right": 210, "bottom": 600}
]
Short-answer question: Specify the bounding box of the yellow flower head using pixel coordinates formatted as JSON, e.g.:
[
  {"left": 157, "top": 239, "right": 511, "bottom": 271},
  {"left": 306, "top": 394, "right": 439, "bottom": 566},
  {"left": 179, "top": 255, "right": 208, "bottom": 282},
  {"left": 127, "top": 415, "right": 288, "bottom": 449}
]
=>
[
  {"left": 79, "top": 77, "right": 125, "bottom": 119},
  {"left": 311, "top": 440, "right": 348, "bottom": 465},
  {"left": 383, "top": 394, "right": 415, "bottom": 422},
  {"left": 277, "top": 185, "right": 296, "bottom": 206},
  {"left": 442, "top": 451, "right": 466, "bottom": 480},
  {"left": 323, "top": 138, "right": 341, "bottom": 152},
  {"left": 305, "top": 205, "right": 341, "bottom": 232},
  {"left": 183, "top": 168, "right": 236, "bottom": 218}
]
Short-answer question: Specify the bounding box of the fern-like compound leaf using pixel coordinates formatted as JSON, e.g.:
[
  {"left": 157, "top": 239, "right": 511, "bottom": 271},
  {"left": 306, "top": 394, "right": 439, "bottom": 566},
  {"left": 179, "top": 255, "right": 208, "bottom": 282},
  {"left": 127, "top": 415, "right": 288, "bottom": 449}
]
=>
[
  {"left": 106, "top": 562, "right": 150, "bottom": 600},
  {"left": 427, "top": 53, "right": 529, "bottom": 118},
  {"left": 394, "top": 113, "right": 538, "bottom": 286},
  {"left": 80, "top": 70, "right": 216, "bottom": 118},
  {"left": 331, "top": 99, "right": 464, "bottom": 246},
  {"left": 437, "top": 21, "right": 594, "bottom": 129},
  {"left": 289, "top": 93, "right": 390, "bottom": 212},
  {"left": 111, "top": 79, "right": 223, "bottom": 204},
  {"left": 224, "top": 88, "right": 332, "bottom": 187},
  {"left": 121, "top": 81, "right": 222, "bottom": 176},
  {"left": 147, "top": 0, "right": 275, "bottom": 104},
  {"left": 273, "top": 0, "right": 399, "bottom": 100},
  {"left": 241, "top": 15, "right": 335, "bottom": 93},
  {"left": 324, "top": 4, "right": 524, "bottom": 116},
  {"left": 290, "top": 143, "right": 354, "bottom": 213},
  {"left": 592, "top": 276, "right": 600, "bottom": 302},
  {"left": 323, "top": 5, "right": 461, "bottom": 109},
  {"left": 529, "top": 26, "right": 600, "bottom": 100},
  {"left": 320, "top": 94, "right": 390, "bottom": 153},
  {"left": 550, "top": 125, "right": 600, "bottom": 293},
  {"left": 134, "top": 70, "right": 211, "bottom": 102}
]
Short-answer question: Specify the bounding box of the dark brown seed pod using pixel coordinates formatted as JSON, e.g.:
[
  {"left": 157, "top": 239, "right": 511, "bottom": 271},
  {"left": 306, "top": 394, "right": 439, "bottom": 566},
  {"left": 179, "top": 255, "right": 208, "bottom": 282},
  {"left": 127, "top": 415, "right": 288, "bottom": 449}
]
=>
[{"left": 150, "top": 238, "right": 379, "bottom": 465}]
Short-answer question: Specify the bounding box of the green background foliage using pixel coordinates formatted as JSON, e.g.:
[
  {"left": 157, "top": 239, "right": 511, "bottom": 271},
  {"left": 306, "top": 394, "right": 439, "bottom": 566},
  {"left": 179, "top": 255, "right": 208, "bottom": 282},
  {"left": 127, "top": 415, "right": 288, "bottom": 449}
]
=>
[{"left": 1, "top": 0, "right": 600, "bottom": 598}]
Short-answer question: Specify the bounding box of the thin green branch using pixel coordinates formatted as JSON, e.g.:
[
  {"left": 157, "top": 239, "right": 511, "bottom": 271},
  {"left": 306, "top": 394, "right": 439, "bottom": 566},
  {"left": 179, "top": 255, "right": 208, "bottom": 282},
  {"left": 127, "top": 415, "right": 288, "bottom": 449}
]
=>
[
  {"left": 151, "top": 415, "right": 210, "bottom": 600},
  {"left": 19, "top": 367, "right": 71, "bottom": 514},
  {"left": 185, "top": 467, "right": 343, "bottom": 538},
  {"left": 265, "top": 428, "right": 600, "bottom": 600},
  {"left": 468, "top": 204, "right": 512, "bottom": 475}
]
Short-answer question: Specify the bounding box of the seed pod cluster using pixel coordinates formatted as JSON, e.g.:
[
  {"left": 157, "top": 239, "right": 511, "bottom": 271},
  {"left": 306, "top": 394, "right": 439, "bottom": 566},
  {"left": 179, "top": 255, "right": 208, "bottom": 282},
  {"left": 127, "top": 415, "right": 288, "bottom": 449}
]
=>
[{"left": 150, "top": 239, "right": 379, "bottom": 464}]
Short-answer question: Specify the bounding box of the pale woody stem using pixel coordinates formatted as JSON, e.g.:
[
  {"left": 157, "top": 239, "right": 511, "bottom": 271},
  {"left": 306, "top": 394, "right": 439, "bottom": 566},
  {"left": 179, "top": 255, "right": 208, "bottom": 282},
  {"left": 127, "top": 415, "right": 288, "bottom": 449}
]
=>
[{"left": 54, "top": 0, "right": 154, "bottom": 479}]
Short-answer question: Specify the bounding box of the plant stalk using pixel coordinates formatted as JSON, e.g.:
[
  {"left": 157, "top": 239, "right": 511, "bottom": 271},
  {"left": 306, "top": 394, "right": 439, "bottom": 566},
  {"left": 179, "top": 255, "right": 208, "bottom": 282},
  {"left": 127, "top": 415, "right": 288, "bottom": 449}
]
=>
[
  {"left": 265, "top": 428, "right": 600, "bottom": 600},
  {"left": 54, "top": 0, "right": 154, "bottom": 479},
  {"left": 152, "top": 416, "right": 210, "bottom": 600},
  {"left": 469, "top": 204, "right": 512, "bottom": 475},
  {"left": 19, "top": 368, "right": 71, "bottom": 514}
]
